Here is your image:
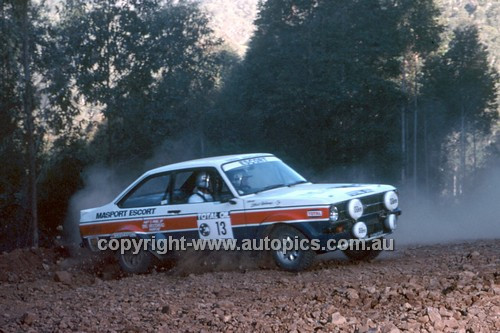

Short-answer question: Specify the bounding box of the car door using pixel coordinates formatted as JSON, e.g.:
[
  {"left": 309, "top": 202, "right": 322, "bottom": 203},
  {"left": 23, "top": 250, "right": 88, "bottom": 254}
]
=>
[
  {"left": 165, "top": 168, "right": 245, "bottom": 241},
  {"left": 117, "top": 172, "right": 172, "bottom": 235}
]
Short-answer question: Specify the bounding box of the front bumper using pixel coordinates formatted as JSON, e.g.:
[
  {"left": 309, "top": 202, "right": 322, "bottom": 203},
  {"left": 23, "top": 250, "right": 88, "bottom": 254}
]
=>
[{"left": 299, "top": 207, "right": 401, "bottom": 252}]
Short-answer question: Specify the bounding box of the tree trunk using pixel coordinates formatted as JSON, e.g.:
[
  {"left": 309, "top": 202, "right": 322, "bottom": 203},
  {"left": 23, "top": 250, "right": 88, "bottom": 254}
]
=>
[
  {"left": 107, "top": 116, "right": 113, "bottom": 165},
  {"left": 460, "top": 103, "right": 466, "bottom": 196},
  {"left": 401, "top": 106, "right": 406, "bottom": 184},
  {"left": 400, "top": 57, "right": 407, "bottom": 185},
  {"left": 21, "top": 0, "right": 38, "bottom": 248},
  {"left": 472, "top": 129, "right": 477, "bottom": 173},
  {"left": 413, "top": 56, "right": 419, "bottom": 198},
  {"left": 199, "top": 121, "right": 206, "bottom": 158},
  {"left": 413, "top": 97, "right": 418, "bottom": 197},
  {"left": 423, "top": 105, "right": 429, "bottom": 194}
]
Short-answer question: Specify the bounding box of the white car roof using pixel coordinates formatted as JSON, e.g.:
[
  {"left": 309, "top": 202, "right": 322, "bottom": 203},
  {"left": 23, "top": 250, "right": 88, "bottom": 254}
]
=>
[{"left": 145, "top": 153, "right": 274, "bottom": 175}]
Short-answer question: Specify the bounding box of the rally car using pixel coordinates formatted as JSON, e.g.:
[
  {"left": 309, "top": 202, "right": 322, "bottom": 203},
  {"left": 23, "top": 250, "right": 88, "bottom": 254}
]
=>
[{"left": 79, "top": 153, "right": 401, "bottom": 272}]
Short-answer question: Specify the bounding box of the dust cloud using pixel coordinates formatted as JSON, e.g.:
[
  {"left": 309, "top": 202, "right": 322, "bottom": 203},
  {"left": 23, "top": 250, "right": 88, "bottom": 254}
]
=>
[
  {"left": 63, "top": 166, "right": 130, "bottom": 244},
  {"left": 63, "top": 137, "right": 200, "bottom": 245},
  {"left": 305, "top": 158, "right": 500, "bottom": 245},
  {"left": 395, "top": 166, "right": 500, "bottom": 245}
]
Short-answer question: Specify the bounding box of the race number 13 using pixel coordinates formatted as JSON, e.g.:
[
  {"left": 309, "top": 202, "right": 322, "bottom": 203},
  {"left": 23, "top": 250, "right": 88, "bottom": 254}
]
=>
[
  {"left": 197, "top": 212, "right": 234, "bottom": 239},
  {"left": 215, "top": 221, "right": 227, "bottom": 235}
]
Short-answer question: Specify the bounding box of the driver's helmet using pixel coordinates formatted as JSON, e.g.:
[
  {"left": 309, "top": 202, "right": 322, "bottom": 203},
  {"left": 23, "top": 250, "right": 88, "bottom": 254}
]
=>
[
  {"left": 196, "top": 171, "right": 211, "bottom": 190},
  {"left": 231, "top": 169, "right": 248, "bottom": 191}
]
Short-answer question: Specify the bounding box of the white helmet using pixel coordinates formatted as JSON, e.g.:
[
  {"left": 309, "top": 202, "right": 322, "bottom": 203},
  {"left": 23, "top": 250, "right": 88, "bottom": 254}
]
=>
[
  {"left": 196, "top": 172, "right": 211, "bottom": 190},
  {"left": 232, "top": 170, "right": 248, "bottom": 190}
]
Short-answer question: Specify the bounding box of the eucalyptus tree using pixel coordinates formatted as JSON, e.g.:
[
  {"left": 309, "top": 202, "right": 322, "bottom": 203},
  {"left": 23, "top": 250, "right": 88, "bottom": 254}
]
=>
[
  {"left": 0, "top": 0, "right": 51, "bottom": 248},
  {"left": 420, "top": 25, "right": 498, "bottom": 196},
  {"left": 58, "top": 0, "right": 223, "bottom": 165},
  {"left": 212, "top": 0, "right": 443, "bottom": 181}
]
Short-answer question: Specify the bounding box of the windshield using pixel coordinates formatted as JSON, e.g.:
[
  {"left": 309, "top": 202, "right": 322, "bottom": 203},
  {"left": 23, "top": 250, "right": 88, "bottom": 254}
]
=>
[{"left": 222, "top": 156, "right": 307, "bottom": 195}]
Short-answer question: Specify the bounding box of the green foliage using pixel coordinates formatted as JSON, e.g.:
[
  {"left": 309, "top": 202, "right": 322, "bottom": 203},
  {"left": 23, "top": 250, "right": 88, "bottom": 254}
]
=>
[
  {"left": 0, "top": 2, "right": 22, "bottom": 143},
  {"left": 420, "top": 25, "right": 498, "bottom": 193},
  {"left": 37, "top": 142, "right": 87, "bottom": 242},
  {"left": 436, "top": 0, "right": 500, "bottom": 75},
  {"left": 423, "top": 26, "right": 497, "bottom": 126},
  {"left": 0, "top": 0, "right": 41, "bottom": 250},
  {"left": 209, "top": 0, "right": 442, "bottom": 180},
  {"left": 58, "top": 0, "right": 224, "bottom": 165}
]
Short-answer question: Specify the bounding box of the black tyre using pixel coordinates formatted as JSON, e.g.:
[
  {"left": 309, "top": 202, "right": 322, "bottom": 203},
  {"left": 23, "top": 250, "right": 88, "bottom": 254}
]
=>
[
  {"left": 342, "top": 239, "right": 382, "bottom": 261},
  {"left": 118, "top": 248, "right": 153, "bottom": 274},
  {"left": 269, "top": 225, "right": 315, "bottom": 272}
]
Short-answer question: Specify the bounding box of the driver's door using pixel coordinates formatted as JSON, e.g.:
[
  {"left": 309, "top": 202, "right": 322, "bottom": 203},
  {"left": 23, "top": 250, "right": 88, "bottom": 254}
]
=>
[{"left": 165, "top": 168, "right": 245, "bottom": 240}]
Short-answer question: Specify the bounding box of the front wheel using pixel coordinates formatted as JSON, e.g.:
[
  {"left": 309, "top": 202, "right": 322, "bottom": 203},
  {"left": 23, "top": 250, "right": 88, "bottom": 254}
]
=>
[
  {"left": 118, "top": 248, "right": 153, "bottom": 274},
  {"left": 269, "top": 225, "right": 316, "bottom": 272}
]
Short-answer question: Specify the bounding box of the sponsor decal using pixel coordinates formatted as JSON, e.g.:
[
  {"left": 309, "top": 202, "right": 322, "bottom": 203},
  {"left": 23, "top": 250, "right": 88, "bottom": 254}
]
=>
[
  {"left": 197, "top": 211, "right": 233, "bottom": 240},
  {"left": 96, "top": 211, "right": 127, "bottom": 219},
  {"left": 223, "top": 156, "right": 279, "bottom": 171},
  {"left": 239, "top": 157, "right": 267, "bottom": 166},
  {"left": 307, "top": 210, "right": 323, "bottom": 217},
  {"left": 347, "top": 189, "right": 374, "bottom": 196},
  {"left": 95, "top": 208, "right": 157, "bottom": 220},
  {"left": 199, "top": 223, "right": 210, "bottom": 236},
  {"left": 198, "top": 212, "right": 229, "bottom": 220},
  {"left": 129, "top": 208, "right": 157, "bottom": 217},
  {"left": 249, "top": 200, "right": 275, "bottom": 208},
  {"left": 142, "top": 219, "right": 164, "bottom": 232}
]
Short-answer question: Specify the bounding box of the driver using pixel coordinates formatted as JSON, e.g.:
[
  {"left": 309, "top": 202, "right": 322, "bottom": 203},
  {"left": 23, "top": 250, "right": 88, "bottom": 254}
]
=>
[
  {"left": 231, "top": 169, "right": 251, "bottom": 194},
  {"left": 188, "top": 171, "right": 214, "bottom": 203}
]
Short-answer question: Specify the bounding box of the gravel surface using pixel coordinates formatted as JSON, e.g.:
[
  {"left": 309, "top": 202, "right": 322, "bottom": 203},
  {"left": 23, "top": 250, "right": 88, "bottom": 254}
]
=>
[{"left": 0, "top": 240, "right": 498, "bottom": 332}]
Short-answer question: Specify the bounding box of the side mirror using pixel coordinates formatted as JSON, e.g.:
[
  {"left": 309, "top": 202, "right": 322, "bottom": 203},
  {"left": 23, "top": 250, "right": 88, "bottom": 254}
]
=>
[{"left": 221, "top": 197, "right": 237, "bottom": 205}]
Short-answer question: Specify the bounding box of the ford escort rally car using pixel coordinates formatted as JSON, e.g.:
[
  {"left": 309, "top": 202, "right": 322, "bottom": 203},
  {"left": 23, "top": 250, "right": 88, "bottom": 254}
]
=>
[{"left": 79, "top": 153, "right": 401, "bottom": 272}]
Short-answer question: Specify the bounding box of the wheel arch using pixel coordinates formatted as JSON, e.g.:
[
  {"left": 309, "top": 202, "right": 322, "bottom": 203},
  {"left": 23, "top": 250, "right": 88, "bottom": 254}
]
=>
[{"left": 257, "top": 221, "right": 314, "bottom": 240}]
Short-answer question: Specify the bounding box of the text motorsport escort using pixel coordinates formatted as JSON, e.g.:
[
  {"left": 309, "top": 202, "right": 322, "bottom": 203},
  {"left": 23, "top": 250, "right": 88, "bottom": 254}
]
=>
[{"left": 79, "top": 153, "right": 401, "bottom": 273}]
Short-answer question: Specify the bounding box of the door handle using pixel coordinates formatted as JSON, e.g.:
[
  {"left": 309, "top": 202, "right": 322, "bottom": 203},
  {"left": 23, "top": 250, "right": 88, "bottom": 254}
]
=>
[{"left": 168, "top": 210, "right": 181, "bottom": 214}]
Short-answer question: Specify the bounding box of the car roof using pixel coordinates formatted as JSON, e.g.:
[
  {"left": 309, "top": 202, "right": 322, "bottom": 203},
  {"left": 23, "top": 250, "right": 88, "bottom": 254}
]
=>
[{"left": 145, "top": 153, "right": 275, "bottom": 175}]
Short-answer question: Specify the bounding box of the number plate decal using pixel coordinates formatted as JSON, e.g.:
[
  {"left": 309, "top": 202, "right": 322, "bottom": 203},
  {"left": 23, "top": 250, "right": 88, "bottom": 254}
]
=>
[{"left": 197, "top": 212, "right": 234, "bottom": 239}]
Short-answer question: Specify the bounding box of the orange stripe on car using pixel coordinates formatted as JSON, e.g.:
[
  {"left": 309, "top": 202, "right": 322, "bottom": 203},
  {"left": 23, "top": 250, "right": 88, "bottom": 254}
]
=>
[{"left": 80, "top": 207, "right": 329, "bottom": 237}]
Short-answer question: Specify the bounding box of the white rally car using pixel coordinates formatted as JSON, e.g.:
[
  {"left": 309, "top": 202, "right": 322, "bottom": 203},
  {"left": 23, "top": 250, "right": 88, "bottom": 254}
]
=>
[{"left": 80, "top": 153, "right": 401, "bottom": 272}]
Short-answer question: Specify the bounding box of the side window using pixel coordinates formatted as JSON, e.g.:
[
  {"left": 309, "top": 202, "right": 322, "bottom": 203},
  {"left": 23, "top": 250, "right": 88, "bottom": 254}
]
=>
[
  {"left": 119, "top": 174, "right": 171, "bottom": 208},
  {"left": 171, "top": 170, "right": 197, "bottom": 204},
  {"left": 170, "top": 168, "right": 233, "bottom": 204},
  {"left": 215, "top": 174, "right": 233, "bottom": 201}
]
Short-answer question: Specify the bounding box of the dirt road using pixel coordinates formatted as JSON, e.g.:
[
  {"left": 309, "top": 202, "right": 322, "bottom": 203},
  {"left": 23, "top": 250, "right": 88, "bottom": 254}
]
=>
[{"left": 0, "top": 240, "right": 498, "bottom": 332}]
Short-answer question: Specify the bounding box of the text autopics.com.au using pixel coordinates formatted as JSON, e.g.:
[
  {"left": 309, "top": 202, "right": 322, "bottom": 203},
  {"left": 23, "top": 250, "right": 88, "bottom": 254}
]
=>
[{"left": 95, "top": 236, "right": 395, "bottom": 255}]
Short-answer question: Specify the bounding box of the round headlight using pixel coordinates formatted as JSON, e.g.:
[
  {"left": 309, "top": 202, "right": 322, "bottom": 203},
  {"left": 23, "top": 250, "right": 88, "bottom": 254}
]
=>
[
  {"left": 329, "top": 206, "right": 339, "bottom": 222},
  {"left": 352, "top": 221, "right": 368, "bottom": 239},
  {"left": 347, "top": 199, "right": 363, "bottom": 220},
  {"left": 384, "top": 214, "right": 397, "bottom": 230},
  {"left": 383, "top": 191, "right": 399, "bottom": 211}
]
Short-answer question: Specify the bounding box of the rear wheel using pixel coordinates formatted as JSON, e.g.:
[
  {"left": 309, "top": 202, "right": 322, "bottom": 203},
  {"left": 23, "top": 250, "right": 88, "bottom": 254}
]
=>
[
  {"left": 269, "top": 225, "right": 315, "bottom": 272},
  {"left": 118, "top": 248, "right": 153, "bottom": 274}
]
